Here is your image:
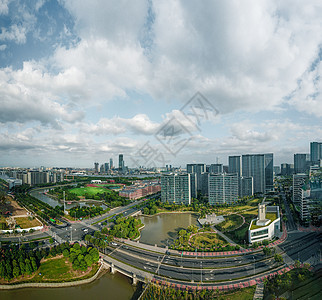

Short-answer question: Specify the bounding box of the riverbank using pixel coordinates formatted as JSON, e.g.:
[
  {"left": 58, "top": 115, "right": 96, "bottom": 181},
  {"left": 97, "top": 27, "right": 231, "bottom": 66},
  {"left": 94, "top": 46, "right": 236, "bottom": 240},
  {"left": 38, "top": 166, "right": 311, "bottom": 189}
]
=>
[{"left": 0, "top": 260, "right": 107, "bottom": 290}]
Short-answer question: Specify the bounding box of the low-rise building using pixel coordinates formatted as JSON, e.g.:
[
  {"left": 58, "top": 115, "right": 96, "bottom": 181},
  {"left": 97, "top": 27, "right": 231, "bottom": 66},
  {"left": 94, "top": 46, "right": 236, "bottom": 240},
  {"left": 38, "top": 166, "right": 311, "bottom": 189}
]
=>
[{"left": 248, "top": 204, "right": 280, "bottom": 244}]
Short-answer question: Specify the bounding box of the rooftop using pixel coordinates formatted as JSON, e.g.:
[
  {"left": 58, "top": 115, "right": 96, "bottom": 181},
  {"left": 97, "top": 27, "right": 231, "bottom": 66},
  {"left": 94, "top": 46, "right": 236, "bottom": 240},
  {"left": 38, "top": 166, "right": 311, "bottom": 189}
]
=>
[{"left": 250, "top": 212, "right": 278, "bottom": 230}]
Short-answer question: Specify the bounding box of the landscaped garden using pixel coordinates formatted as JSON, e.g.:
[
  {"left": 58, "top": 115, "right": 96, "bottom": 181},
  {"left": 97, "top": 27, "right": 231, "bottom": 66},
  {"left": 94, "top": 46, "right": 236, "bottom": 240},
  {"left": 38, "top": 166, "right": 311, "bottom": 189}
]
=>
[
  {"left": 215, "top": 214, "right": 244, "bottom": 232},
  {"left": 170, "top": 225, "right": 239, "bottom": 252}
]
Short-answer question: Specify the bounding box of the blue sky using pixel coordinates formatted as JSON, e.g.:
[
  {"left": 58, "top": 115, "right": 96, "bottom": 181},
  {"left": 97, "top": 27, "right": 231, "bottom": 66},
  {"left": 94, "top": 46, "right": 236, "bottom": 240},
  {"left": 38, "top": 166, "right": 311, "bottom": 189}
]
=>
[{"left": 0, "top": 0, "right": 321, "bottom": 168}]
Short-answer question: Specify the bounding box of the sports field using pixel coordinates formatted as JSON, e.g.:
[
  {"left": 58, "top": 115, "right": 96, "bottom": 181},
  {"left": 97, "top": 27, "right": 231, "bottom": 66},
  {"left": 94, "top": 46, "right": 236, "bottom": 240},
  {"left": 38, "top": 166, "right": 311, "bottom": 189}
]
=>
[{"left": 69, "top": 186, "right": 109, "bottom": 196}]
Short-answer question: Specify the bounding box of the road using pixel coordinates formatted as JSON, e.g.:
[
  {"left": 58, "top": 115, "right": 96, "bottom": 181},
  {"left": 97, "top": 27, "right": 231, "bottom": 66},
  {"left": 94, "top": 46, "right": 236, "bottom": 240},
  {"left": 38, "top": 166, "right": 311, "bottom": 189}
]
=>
[
  {"left": 105, "top": 243, "right": 279, "bottom": 282},
  {"left": 280, "top": 187, "right": 297, "bottom": 232}
]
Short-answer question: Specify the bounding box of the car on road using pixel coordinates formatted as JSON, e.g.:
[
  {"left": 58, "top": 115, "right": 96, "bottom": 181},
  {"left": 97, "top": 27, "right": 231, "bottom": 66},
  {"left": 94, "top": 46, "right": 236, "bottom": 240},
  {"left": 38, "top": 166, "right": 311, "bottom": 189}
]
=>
[{"left": 111, "top": 242, "right": 117, "bottom": 246}]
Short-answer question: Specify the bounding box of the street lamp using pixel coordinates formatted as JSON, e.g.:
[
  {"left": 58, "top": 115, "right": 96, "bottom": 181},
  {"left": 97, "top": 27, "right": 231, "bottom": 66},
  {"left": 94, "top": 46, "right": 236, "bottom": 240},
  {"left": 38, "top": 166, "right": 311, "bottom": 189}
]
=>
[{"left": 253, "top": 256, "right": 255, "bottom": 276}]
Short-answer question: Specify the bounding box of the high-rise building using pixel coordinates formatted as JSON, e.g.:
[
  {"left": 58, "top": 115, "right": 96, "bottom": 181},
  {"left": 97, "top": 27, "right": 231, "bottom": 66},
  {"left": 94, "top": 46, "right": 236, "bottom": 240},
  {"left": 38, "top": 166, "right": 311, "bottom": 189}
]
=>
[
  {"left": 292, "top": 173, "right": 308, "bottom": 206},
  {"left": 310, "top": 142, "right": 322, "bottom": 164},
  {"left": 273, "top": 166, "right": 281, "bottom": 175},
  {"left": 104, "top": 163, "right": 109, "bottom": 172},
  {"left": 208, "top": 173, "right": 238, "bottom": 205},
  {"left": 100, "top": 164, "right": 105, "bottom": 174},
  {"left": 242, "top": 153, "right": 273, "bottom": 194},
  {"left": 209, "top": 164, "right": 223, "bottom": 174},
  {"left": 186, "top": 163, "right": 206, "bottom": 192},
  {"left": 281, "top": 163, "right": 294, "bottom": 176},
  {"left": 94, "top": 162, "right": 99, "bottom": 173},
  {"left": 190, "top": 173, "right": 197, "bottom": 198},
  {"left": 119, "top": 154, "right": 124, "bottom": 171},
  {"left": 228, "top": 156, "right": 241, "bottom": 176},
  {"left": 201, "top": 172, "right": 209, "bottom": 195},
  {"left": 110, "top": 158, "right": 113, "bottom": 169},
  {"left": 294, "top": 153, "right": 310, "bottom": 174},
  {"left": 240, "top": 176, "right": 254, "bottom": 198},
  {"left": 265, "top": 153, "right": 274, "bottom": 191},
  {"left": 161, "top": 173, "right": 191, "bottom": 205}
]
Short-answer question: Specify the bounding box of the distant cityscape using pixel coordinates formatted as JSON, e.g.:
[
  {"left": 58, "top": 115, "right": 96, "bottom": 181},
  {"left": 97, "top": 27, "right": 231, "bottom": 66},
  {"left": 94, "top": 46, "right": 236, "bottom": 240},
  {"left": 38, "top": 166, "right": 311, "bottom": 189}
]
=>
[{"left": 1, "top": 141, "right": 321, "bottom": 226}]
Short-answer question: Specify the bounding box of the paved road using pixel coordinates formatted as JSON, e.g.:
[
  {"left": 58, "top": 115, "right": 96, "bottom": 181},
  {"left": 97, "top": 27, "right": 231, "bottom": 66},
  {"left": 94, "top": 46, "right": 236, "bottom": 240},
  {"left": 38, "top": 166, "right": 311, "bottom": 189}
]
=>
[
  {"left": 106, "top": 245, "right": 279, "bottom": 282},
  {"left": 280, "top": 188, "right": 297, "bottom": 232}
]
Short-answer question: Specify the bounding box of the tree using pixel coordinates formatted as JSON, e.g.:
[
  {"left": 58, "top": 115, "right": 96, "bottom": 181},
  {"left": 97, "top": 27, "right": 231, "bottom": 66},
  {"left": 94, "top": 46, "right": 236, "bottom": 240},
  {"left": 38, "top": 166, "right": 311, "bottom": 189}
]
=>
[
  {"left": 263, "top": 247, "right": 272, "bottom": 256},
  {"left": 89, "top": 248, "right": 99, "bottom": 262},
  {"left": 63, "top": 249, "right": 70, "bottom": 257},
  {"left": 49, "top": 238, "right": 54, "bottom": 244},
  {"left": 274, "top": 253, "right": 283, "bottom": 263}
]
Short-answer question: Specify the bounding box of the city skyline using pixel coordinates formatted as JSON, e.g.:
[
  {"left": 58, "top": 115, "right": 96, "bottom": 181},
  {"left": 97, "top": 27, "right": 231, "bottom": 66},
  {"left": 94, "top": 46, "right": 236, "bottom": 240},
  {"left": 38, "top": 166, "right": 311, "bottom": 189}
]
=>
[{"left": 1, "top": 1, "right": 322, "bottom": 168}]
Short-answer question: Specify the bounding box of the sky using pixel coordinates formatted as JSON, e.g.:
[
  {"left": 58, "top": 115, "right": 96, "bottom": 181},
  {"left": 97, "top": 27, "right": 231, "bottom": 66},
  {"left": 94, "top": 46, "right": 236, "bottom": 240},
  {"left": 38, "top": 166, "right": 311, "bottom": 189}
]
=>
[{"left": 0, "top": 0, "right": 321, "bottom": 169}]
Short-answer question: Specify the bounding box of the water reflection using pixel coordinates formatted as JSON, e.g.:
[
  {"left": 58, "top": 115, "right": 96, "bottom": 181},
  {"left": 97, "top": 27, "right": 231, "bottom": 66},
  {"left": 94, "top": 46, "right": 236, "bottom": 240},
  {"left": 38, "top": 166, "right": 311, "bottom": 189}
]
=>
[{"left": 139, "top": 213, "right": 199, "bottom": 246}]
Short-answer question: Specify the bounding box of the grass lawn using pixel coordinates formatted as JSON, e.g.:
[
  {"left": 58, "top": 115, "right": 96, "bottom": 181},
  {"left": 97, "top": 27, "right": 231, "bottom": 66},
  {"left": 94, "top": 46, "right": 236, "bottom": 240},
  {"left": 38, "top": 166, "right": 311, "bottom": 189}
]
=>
[
  {"left": 32, "top": 256, "right": 99, "bottom": 282},
  {"left": 69, "top": 186, "right": 109, "bottom": 197},
  {"left": 15, "top": 217, "right": 41, "bottom": 229},
  {"left": 216, "top": 214, "right": 243, "bottom": 232},
  {"left": 190, "top": 232, "right": 228, "bottom": 248},
  {"left": 219, "top": 286, "right": 256, "bottom": 300}
]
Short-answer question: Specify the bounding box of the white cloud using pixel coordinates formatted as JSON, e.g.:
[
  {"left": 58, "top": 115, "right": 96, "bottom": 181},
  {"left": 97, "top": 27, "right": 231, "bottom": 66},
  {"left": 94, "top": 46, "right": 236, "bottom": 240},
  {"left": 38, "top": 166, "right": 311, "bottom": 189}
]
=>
[
  {"left": 0, "top": 44, "right": 6, "bottom": 50},
  {"left": 82, "top": 114, "right": 160, "bottom": 136},
  {"left": 0, "top": 0, "right": 9, "bottom": 15},
  {"left": 0, "top": 24, "right": 27, "bottom": 44}
]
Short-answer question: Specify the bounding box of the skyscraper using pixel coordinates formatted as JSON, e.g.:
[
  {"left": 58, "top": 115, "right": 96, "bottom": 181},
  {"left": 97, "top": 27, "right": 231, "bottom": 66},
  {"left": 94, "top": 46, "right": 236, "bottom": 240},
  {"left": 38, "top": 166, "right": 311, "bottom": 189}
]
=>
[
  {"left": 310, "top": 142, "right": 322, "bottom": 164},
  {"left": 242, "top": 153, "right": 273, "bottom": 194},
  {"left": 161, "top": 173, "right": 191, "bottom": 205},
  {"left": 110, "top": 158, "right": 113, "bottom": 169},
  {"left": 119, "top": 154, "right": 124, "bottom": 171},
  {"left": 294, "top": 153, "right": 310, "bottom": 174},
  {"left": 209, "top": 164, "right": 223, "bottom": 174},
  {"left": 208, "top": 173, "right": 238, "bottom": 205},
  {"left": 228, "top": 156, "right": 241, "bottom": 176},
  {"left": 94, "top": 162, "right": 99, "bottom": 173},
  {"left": 186, "top": 163, "right": 206, "bottom": 192},
  {"left": 264, "top": 153, "right": 274, "bottom": 192}
]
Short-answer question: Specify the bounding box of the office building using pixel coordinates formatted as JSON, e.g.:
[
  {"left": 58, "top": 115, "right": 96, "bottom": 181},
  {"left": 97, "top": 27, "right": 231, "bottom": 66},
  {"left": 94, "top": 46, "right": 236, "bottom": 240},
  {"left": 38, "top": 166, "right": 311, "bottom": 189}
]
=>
[
  {"left": 242, "top": 154, "right": 273, "bottom": 194},
  {"left": 104, "top": 163, "right": 109, "bottom": 172},
  {"left": 273, "top": 166, "right": 281, "bottom": 175},
  {"left": 209, "top": 164, "right": 223, "bottom": 174},
  {"left": 228, "top": 156, "right": 241, "bottom": 176},
  {"left": 240, "top": 176, "right": 254, "bottom": 198},
  {"left": 208, "top": 173, "right": 238, "bottom": 205},
  {"left": 281, "top": 163, "right": 294, "bottom": 176},
  {"left": 190, "top": 173, "right": 197, "bottom": 198},
  {"left": 161, "top": 173, "right": 191, "bottom": 205},
  {"left": 201, "top": 172, "right": 209, "bottom": 195},
  {"left": 94, "top": 162, "right": 99, "bottom": 173},
  {"left": 294, "top": 153, "right": 310, "bottom": 174},
  {"left": 110, "top": 158, "right": 113, "bottom": 169},
  {"left": 310, "top": 142, "right": 322, "bottom": 164},
  {"left": 119, "top": 154, "right": 124, "bottom": 171}
]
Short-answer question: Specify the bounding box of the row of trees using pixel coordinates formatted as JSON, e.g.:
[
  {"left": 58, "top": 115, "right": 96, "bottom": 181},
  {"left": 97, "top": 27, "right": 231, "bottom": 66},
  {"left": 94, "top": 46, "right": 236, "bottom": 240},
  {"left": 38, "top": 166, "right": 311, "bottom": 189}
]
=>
[
  {"left": 15, "top": 193, "right": 63, "bottom": 221},
  {"left": 69, "top": 205, "right": 106, "bottom": 219},
  {"left": 142, "top": 283, "right": 255, "bottom": 300}
]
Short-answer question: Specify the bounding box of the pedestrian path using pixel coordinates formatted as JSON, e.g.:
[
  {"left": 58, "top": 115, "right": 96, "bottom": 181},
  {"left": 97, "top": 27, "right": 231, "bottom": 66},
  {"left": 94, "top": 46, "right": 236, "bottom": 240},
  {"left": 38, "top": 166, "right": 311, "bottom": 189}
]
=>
[{"left": 253, "top": 282, "right": 264, "bottom": 299}]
